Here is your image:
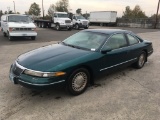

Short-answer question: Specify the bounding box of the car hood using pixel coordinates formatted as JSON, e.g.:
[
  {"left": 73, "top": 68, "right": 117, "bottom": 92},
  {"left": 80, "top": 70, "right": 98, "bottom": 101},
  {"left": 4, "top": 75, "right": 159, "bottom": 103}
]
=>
[
  {"left": 17, "top": 44, "right": 91, "bottom": 71},
  {"left": 8, "top": 22, "right": 36, "bottom": 28}
]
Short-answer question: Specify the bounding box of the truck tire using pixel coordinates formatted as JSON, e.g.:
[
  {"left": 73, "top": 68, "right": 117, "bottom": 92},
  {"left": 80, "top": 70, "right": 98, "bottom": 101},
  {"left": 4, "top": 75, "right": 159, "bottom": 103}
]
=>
[
  {"left": 75, "top": 24, "right": 79, "bottom": 30},
  {"left": 42, "top": 23, "right": 46, "bottom": 28},
  {"left": 56, "top": 24, "right": 61, "bottom": 31},
  {"left": 38, "top": 23, "right": 42, "bottom": 28}
]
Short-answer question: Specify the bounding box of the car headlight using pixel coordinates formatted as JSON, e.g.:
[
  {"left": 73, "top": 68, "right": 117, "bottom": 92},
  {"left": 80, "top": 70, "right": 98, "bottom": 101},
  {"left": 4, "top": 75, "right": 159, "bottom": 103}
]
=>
[{"left": 24, "top": 69, "right": 66, "bottom": 77}]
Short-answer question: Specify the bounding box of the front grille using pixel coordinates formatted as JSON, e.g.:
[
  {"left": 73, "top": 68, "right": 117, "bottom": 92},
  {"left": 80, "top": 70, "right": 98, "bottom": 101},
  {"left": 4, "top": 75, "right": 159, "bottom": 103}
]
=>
[
  {"left": 15, "top": 28, "right": 32, "bottom": 31},
  {"left": 12, "top": 63, "right": 24, "bottom": 76},
  {"left": 82, "top": 21, "right": 88, "bottom": 25},
  {"left": 65, "top": 20, "right": 71, "bottom": 23}
]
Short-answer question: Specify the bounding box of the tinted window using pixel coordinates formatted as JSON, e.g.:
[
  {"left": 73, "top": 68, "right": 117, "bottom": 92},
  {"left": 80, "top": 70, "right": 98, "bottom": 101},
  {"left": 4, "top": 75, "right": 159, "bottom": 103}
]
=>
[
  {"left": 127, "top": 34, "right": 139, "bottom": 45},
  {"left": 102, "top": 34, "right": 127, "bottom": 50}
]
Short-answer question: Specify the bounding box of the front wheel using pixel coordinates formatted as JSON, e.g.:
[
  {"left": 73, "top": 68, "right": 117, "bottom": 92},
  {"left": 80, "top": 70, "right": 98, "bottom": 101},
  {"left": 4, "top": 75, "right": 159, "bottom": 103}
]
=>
[
  {"left": 56, "top": 24, "right": 61, "bottom": 31},
  {"left": 66, "top": 68, "right": 90, "bottom": 95},
  {"left": 134, "top": 52, "right": 146, "bottom": 69},
  {"left": 8, "top": 33, "right": 13, "bottom": 41},
  {"left": 3, "top": 32, "right": 7, "bottom": 37},
  {"left": 75, "top": 24, "right": 79, "bottom": 30}
]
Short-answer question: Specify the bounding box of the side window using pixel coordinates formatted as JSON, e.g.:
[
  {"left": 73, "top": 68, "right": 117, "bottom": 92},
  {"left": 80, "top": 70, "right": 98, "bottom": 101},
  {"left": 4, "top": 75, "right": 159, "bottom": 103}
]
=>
[
  {"left": 102, "top": 34, "right": 127, "bottom": 50},
  {"left": 127, "top": 34, "right": 139, "bottom": 45},
  {"left": 54, "top": 14, "right": 57, "bottom": 18}
]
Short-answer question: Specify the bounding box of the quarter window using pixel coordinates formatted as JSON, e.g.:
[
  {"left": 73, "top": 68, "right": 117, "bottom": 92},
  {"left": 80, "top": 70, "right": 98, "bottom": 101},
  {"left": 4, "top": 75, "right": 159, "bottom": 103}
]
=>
[
  {"left": 127, "top": 34, "right": 139, "bottom": 45},
  {"left": 102, "top": 34, "right": 127, "bottom": 50}
]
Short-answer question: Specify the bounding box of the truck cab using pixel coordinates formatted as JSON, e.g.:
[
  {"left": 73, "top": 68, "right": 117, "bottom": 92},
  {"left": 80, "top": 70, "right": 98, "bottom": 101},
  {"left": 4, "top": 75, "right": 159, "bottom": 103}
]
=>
[
  {"left": 1, "top": 14, "right": 37, "bottom": 41},
  {"left": 52, "top": 12, "right": 73, "bottom": 30},
  {"left": 72, "top": 15, "right": 89, "bottom": 29}
]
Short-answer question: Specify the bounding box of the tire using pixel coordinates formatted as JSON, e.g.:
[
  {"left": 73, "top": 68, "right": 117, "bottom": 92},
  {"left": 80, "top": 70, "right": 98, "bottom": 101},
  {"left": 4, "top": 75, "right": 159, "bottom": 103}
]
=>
[
  {"left": 56, "top": 24, "right": 61, "bottom": 31},
  {"left": 38, "top": 23, "right": 42, "bottom": 28},
  {"left": 3, "top": 32, "right": 7, "bottom": 37},
  {"left": 66, "top": 68, "right": 90, "bottom": 95},
  {"left": 31, "top": 36, "right": 36, "bottom": 40},
  {"left": 100, "top": 23, "right": 103, "bottom": 26},
  {"left": 8, "top": 32, "right": 13, "bottom": 41},
  {"left": 134, "top": 52, "right": 146, "bottom": 69},
  {"left": 75, "top": 24, "right": 79, "bottom": 30},
  {"left": 42, "top": 23, "right": 45, "bottom": 28}
]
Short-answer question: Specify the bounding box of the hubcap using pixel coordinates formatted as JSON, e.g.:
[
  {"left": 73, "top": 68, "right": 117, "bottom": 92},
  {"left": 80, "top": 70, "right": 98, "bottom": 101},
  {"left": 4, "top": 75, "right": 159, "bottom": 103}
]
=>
[
  {"left": 139, "top": 54, "right": 145, "bottom": 67},
  {"left": 72, "top": 72, "right": 87, "bottom": 92}
]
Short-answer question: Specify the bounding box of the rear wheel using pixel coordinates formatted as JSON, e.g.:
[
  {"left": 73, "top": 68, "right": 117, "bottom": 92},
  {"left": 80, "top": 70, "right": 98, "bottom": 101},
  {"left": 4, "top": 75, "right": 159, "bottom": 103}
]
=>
[
  {"left": 134, "top": 52, "right": 146, "bottom": 69},
  {"left": 66, "top": 68, "right": 90, "bottom": 95},
  {"left": 38, "top": 23, "right": 42, "bottom": 28}
]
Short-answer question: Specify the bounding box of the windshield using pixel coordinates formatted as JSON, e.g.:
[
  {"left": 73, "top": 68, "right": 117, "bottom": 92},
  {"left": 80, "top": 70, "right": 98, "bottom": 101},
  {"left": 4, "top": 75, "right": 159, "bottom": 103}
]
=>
[
  {"left": 76, "top": 16, "right": 85, "bottom": 19},
  {"left": 62, "top": 32, "right": 108, "bottom": 51},
  {"left": 57, "top": 14, "right": 68, "bottom": 18},
  {"left": 8, "top": 15, "right": 31, "bottom": 22}
]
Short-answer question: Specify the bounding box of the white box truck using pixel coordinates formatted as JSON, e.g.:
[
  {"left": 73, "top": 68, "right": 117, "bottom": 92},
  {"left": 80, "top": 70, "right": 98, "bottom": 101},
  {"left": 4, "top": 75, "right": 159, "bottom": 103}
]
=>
[{"left": 89, "top": 11, "right": 117, "bottom": 26}]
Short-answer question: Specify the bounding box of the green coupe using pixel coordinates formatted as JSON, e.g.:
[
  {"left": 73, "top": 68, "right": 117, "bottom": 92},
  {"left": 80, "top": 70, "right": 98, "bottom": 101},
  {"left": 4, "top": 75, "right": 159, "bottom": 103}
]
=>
[{"left": 9, "top": 29, "right": 153, "bottom": 95}]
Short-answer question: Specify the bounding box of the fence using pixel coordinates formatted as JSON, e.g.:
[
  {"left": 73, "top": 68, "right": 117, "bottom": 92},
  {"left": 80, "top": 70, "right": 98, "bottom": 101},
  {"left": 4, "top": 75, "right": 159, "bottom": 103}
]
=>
[{"left": 117, "top": 18, "right": 160, "bottom": 29}]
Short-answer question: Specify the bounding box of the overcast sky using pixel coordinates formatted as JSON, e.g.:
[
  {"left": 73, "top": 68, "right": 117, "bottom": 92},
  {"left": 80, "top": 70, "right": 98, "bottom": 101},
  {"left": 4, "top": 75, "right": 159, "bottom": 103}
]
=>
[{"left": 0, "top": 0, "right": 158, "bottom": 17}]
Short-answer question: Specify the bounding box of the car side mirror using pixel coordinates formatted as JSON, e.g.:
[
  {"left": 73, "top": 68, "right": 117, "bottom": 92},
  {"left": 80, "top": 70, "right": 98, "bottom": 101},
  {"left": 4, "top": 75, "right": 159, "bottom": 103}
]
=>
[{"left": 101, "top": 49, "right": 112, "bottom": 54}]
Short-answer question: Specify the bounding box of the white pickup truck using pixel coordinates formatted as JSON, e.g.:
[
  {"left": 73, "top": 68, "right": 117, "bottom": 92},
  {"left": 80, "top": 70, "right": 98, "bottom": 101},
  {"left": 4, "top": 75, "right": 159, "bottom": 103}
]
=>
[
  {"left": 1, "top": 14, "right": 37, "bottom": 41},
  {"left": 72, "top": 15, "right": 89, "bottom": 29}
]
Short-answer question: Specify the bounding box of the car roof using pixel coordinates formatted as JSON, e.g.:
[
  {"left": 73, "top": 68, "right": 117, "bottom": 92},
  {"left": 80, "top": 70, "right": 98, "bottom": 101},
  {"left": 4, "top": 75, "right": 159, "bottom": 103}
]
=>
[{"left": 83, "top": 29, "right": 132, "bottom": 35}]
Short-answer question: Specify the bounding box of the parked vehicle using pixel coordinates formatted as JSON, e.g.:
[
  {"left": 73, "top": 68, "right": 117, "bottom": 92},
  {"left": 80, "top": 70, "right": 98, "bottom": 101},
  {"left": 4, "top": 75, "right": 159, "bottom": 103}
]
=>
[
  {"left": 89, "top": 11, "right": 117, "bottom": 26},
  {"left": 9, "top": 29, "right": 153, "bottom": 95},
  {"left": 1, "top": 14, "right": 37, "bottom": 41},
  {"left": 34, "top": 12, "right": 73, "bottom": 31},
  {"left": 72, "top": 15, "right": 89, "bottom": 29}
]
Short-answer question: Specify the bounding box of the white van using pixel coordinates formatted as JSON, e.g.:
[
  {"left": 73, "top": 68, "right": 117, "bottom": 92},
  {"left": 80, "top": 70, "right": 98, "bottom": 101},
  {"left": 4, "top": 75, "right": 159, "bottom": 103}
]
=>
[{"left": 1, "top": 14, "right": 37, "bottom": 40}]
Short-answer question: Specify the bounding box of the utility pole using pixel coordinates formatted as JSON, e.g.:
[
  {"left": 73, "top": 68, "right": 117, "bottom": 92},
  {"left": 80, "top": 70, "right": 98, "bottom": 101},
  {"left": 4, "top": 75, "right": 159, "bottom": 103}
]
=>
[
  {"left": 13, "top": 1, "right": 16, "bottom": 13},
  {"left": 154, "top": 0, "right": 160, "bottom": 29},
  {"left": 42, "top": 0, "right": 44, "bottom": 19}
]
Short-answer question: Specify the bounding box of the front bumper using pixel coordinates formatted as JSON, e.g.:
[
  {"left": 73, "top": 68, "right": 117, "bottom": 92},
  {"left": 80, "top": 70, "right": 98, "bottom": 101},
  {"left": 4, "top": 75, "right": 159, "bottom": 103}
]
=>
[
  {"left": 79, "top": 24, "right": 89, "bottom": 28},
  {"left": 9, "top": 63, "right": 66, "bottom": 89},
  {"left": 9, "top": 31, "right": 37, "bottom": 37},
  {"left": 60, "top": 24, "right": 73, "bottom": 28}
]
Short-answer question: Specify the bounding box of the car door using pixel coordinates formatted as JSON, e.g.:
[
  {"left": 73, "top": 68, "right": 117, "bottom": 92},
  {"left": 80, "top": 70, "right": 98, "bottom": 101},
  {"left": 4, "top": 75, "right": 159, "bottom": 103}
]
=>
[
  {"left": 100, "top": 33, "right": 129, "bottom": 72},
  {"left": 125, "top": 33, "right": 142, "bottom": 61}
]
